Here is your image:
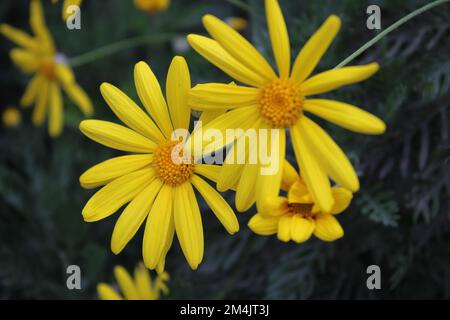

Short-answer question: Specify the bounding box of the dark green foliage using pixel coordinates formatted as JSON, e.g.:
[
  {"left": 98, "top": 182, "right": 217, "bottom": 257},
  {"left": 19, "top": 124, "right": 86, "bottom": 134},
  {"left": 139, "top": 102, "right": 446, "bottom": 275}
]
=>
[{"left": 1, "top": 0, "right": 449, "bottom": 299}]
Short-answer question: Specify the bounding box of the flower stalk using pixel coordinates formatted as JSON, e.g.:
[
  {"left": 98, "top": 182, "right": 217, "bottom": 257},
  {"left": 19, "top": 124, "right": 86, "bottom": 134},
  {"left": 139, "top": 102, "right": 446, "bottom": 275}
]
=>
[
  {"left": 335, "top": 0, "right": 450, "bottom": 68},
  {"left": 69, "top": 33, "right": 179, "bottom": 67}
]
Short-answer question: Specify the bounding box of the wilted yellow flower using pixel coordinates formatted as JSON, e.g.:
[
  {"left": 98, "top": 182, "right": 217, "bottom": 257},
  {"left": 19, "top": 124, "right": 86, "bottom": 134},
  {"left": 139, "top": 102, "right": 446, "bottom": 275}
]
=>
[
  {"left": 248, "top": 162, "right": 352, "bottom": 243},
  {"left": 52, "top": 0, "right": 83, "bottom": 21},
  {"left": 97, "top": 263, "right": 169, "bottom": 300},
  {"left": 79, "top": 57, "right": 239, "bottom": 271},
  {"left": 225, "top": 17, "right": 248, "bottom": 31},
  {"left": 135, "top": 0, "right": 170, "bottom": 14},
  {"left": 187, "top": 0, "right": 385, "bottom": 214},
  {"left": 2, "top": 107, "right": 22, "bottom": 127},
  {"left": 0, "top": 0, "right": 92, "bottom": 137}
]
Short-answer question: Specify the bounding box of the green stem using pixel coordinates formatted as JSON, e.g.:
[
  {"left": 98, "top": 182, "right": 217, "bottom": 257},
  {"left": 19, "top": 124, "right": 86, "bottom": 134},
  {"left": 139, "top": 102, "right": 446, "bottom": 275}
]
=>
[
  {"left": 225, "top": 0, "right": 250, "bottom": 11},
  {"left": 68, "top": 33, "right": 179, "bottom": 68},
  {"left": 335, "top": 0, "right": 450, "bottom": 68}
]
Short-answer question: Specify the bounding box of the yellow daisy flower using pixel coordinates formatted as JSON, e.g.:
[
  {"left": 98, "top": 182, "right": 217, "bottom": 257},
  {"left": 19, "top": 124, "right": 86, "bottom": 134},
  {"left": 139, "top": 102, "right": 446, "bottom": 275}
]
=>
[
  {"left": 97, "top": 263, "right": 169, "bottom": 300},
  {"left": 2, "top": 107, "right": 22, "bottom": 127},
  {"left": 248, "top": 162, "right": 352, "bottom": 243},
  {"left": 79, "top": 57, "right": 239, "bottom": 271},
  {"left": 52, "top": 0, "right": 83, "bottom": 21},
  {"left": 134, "top": 0, "right": 170, "bottom": 14},
  {"left": 0, "top": 0, "right": 92, "bottom": 137},
  {"left": 187, "top": 0, "right": 386, "bottom": 213}
]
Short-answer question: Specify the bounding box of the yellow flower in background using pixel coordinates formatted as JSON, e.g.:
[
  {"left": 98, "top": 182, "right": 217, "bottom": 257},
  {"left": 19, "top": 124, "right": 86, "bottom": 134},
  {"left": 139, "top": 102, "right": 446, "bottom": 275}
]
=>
[
  {"left": 225, "top": 17, "right": 248, "bottom": 32},
  {"left": 187, "top": 0, "right": 385, "bottom": 214},
  {"left": 97, "top": 263, "right": 169, "bottom": 300},
  {"left": 79, "top": 57, "right": 239, "bottom": 271},
  {"left": 248, "top": 162, "right": 352, "bottom": 243},
  {"left": 0, "top": 0, "right": 92, "bottom": 137},
  {"left": 2, "top": 107, "right": 22, "bottom": 127},
  {"left": 52, "top": 0, "right": 83, "bottom": 21},
  {"left": 135, "top": 0, "right": 170, "bottom": 14}
]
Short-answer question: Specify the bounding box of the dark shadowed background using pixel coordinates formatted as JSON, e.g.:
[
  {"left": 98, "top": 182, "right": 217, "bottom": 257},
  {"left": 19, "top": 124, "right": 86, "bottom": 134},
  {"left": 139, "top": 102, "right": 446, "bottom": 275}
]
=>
[{"left": 0, "top": 0, "right": 449, "bottom": 299}]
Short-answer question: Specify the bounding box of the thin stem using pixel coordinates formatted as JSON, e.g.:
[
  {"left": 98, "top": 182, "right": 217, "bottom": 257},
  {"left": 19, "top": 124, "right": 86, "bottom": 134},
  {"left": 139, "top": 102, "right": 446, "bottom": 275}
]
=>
[
  {"left": 335, "top": 0, "right": 450, "bottom": 68},
  {"left": 224, "top": 0, "right": 250, "bottom": 11},
  {"left": 68, "top": 33, "right": 179, "bottom": 68}
]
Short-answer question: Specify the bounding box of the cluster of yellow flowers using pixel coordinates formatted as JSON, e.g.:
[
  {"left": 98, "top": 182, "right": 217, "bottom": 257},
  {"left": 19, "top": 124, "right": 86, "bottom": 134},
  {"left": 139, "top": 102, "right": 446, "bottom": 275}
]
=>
[
  {"left": 79, "top": 0, "right": 385, "bottom": 275},
  {"left": 1, "top": 0, "right": 386, "bottom": 299}
]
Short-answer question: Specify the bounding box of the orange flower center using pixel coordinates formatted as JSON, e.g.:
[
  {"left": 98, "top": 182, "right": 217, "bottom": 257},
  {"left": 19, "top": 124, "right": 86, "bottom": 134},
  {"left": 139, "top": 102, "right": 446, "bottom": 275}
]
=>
[
  {"left": 258, "top": 79, "right": 304, "bottom": 128},
  {"left": 40, "top": 59, "right": 56, "bottom": 79},
  {"left": 151, "top": 140, "right": 195, "bottom": 185},
  {"left": 286, "top": 203, "right": 314, "bottom": 219}
]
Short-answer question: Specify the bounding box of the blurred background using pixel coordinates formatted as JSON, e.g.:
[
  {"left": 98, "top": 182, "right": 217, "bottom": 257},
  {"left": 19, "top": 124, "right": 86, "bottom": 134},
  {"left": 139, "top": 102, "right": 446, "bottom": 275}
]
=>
[{"left": 0, "top": 0, "right": 449, "bottom": 299}]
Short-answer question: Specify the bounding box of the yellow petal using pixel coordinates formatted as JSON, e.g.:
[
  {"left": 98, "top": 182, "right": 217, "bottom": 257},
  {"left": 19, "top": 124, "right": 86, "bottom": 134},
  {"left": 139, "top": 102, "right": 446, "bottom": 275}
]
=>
[
  {"left": 195, "top": 164, "right": 221, "bottom": 183},
  {"left": 301, "top": 63, "right": 379, "bottom": 96},
  {"left": 174, "top": 182, "right": 204, "bottom": 270},
  {"left": 133, "top": 263, "right": 154, "bottom": 300},
  {"left": 256, "top": 129, "right": 285, "bottom": 213},
  {"left": 166, "top": 56, "right": 191, "bottom": 130},
  {"left": 48, "top": 81, "right": 63, "bottom": 137},
  {"left": 21, "top": 74, "right": 44, "bottom": 108},
  {"left": 277, "top": 215, "right": 293, "bottom": 242},
  {"left": 281, "top": 160, "right": 298, "bottom": 191},
  {"left": 248, "top": 213, "right": 279, "bottom": 235},
  {"left": 314, "top": 213, "right": 344, "bottom": 241},
  {"left": 143, "top": 184, "right": 174, "bottom": 269},
  {"left": 331, "top": 187, "right": 353, "bottom": 214},
  {"left": 62, "top": 81, "right": 93, "bottom": 116},
  {"left": 155, "top": 219, "right": 175, "bottom": 275},
  {"left": 187, "top": 34, "right": 266, "bottom": 87},
  {"left": 189, "top": 83, "right": 259, "bottom": 111},
  {"left": 55, "top": 64, "right": 75, "bottom": 85},
  {"left": 216, "top": 132, "right": 251, "bottom": 192},
  {"left": 79, "top": 120, "right": 157, "bottom": 153},
  {"left": 288, "top": 179, "right": 313, "bottom": 204},
  {"left": 0, "top": 24, "right": 38, "bottom": 51},
  {"left": 30, "top": 0, "right": 55, "bottom": 53},
  {"left": 134, "top": 61, "right": 173, "bottom": 137},
  {"left": 188, "top": 105, "right": 259, "bottom": 154},
  {"left": 265, "top": 0, "right": 290, "bottom": 79},
  {"left": 259, "top": 196, "right": 288, "bottom": 217},
  {"left": 80, "top": 154, "right": 154, "bottom": 189},
  {"left": 82, "top": 168, "right": 154, "bottom": 222},
  {"left": 10, "top": 49, "right": 39, "bottom": 73},
  {"left": 32, "top": 79, "right": 49, "bottom": 126},
  {"left": 114, "top": 266, "right": 140, "bottom": 300},
  {"left": 111, "top": 178, "right": 162, "bottom": 254},
  {"left": 199, "top": 109, "right": 227, "bottom": 125},
  {"left": 154, "top": 271, "right": 170, "bottom": 296},
  {"left": 191, "top": 175, "right": 239, "bottom": 234},
  {"left": 100, "top": 82, "right": 165, "bottom": 142},
  {"left": 291, "top": 216, "right": 315, "bottom": 243},
  {"left": 216, "top": 160, "right": 243, "bottom": 192},
  {"left": 291, "top": 15, "right": 341, "bottom": 83},
  {"left": 202, "top": 14, "right": 276, "bottom": 81},
  {"left": 303, "top": 99, "right": 386, "bottom": 134},
  {"left": 290, "top": 122, "right": 334, "bottom": 212},
  {"left": 300, "top": 117, "right": 359, "bottom": 192},
  {"left": 97, "top": 283, "right": 122, "bottom": 300},
  {"left": 235, "top": 163, "right": 259, "bottom": 212}
]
